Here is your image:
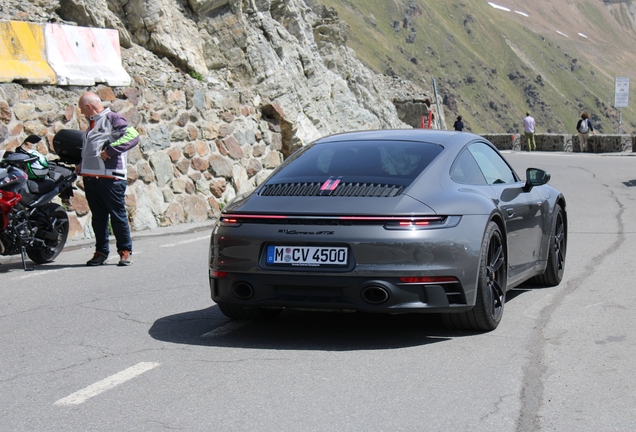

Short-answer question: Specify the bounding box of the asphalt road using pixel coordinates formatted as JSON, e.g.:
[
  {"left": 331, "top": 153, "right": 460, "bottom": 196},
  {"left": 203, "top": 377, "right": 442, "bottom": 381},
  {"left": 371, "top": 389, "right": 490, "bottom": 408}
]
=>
[{"left": 1, "top": 151, "right": 635, "bottom": 431}]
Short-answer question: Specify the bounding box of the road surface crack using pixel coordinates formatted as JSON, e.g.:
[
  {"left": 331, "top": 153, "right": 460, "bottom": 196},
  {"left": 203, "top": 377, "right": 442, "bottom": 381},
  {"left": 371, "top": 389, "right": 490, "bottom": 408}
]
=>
[{"left": 516, "top": 182, "right": 625, "bottom": 431}]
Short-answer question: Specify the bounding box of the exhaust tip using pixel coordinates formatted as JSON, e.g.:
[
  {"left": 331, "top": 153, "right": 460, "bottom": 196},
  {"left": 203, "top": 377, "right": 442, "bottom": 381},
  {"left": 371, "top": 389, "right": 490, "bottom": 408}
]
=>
[
  {"left": 361, "top": 285, "right": 390, "bottom": 305},
  {"left": 232, "top": 282, "right": 254, "bottom": 300}
]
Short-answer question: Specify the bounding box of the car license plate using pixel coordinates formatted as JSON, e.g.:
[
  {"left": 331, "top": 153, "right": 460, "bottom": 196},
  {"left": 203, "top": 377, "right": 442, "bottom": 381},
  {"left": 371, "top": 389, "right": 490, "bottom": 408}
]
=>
[{"left": 266, "top": 246, "right": 348, "bottom": 267}]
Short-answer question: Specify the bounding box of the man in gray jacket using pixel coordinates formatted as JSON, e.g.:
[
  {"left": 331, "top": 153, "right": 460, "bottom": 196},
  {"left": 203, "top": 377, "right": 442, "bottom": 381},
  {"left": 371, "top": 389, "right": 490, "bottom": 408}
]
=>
[{"left": 77, "top": 92, "right": 139, "bottom": 266}]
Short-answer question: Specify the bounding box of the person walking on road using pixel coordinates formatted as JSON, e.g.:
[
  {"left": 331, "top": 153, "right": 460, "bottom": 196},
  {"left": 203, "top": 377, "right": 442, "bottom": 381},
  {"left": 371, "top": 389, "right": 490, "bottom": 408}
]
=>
[
  {"left": 576, "top": 111, "right": 595, "bottom": 152},
  {"left": 453, "top": 115, "right": 464, "bottom": 131},
  {"left": 77, "top": 92, "right": 140, "bottom": 266},
  {"left": 522, "top": 112, "right": 536, "bottom": 151}
]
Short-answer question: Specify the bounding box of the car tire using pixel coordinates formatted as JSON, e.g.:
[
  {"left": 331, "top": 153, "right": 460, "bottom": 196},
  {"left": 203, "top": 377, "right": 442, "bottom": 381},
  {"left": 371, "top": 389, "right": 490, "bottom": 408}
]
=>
[
  {"left": 217, "top": 303, "right": 282, "bottom": 321},
  {"left": 532, "top": 204, "right": 566, "bottom": 287},
  {"left": 443, "top": 221, "right": 506, "bottom": 331}
]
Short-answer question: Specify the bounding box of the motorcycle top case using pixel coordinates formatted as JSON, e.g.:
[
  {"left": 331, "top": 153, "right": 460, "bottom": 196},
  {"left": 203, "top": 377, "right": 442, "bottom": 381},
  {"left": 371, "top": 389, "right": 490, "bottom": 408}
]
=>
[{"left": 52, "top": 129, "right": 84, "bottom": 165}]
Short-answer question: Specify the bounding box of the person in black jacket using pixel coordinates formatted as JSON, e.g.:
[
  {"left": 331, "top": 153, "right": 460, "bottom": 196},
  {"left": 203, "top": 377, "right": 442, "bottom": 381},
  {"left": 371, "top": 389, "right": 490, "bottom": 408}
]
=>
[
  {"left": 453, "top": 115, "right": 464, "bottom": 131},
  {"left": 576, "top": 111, "right": 595, "bottom": 152}
]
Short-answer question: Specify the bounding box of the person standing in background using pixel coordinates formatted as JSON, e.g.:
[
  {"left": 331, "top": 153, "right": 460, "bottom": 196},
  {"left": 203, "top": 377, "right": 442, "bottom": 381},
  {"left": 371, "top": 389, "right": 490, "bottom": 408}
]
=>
[
  {"left": 77, "top": 91, "right": 139, "bottom": 266},
  {"left": 453, "top": 115, "right": 464, "bottom": 131},
  {"left": 576, "top": 111, "right": 595, "bottom": 152},
  {"left": 522, "top": 112, "right": 536, "bottom": 151}
]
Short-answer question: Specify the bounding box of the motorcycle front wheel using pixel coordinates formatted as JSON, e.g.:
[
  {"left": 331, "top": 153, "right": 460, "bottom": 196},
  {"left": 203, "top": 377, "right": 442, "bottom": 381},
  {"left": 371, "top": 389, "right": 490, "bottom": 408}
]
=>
[{"left": 26, "top": 204, "right": 69, "bottom": 264}]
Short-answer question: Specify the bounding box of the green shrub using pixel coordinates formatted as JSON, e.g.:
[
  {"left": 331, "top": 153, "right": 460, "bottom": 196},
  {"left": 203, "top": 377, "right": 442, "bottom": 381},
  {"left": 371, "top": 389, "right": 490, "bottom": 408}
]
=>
[{"left": 189, "top": 70, "right": 204, "bottom": 81}]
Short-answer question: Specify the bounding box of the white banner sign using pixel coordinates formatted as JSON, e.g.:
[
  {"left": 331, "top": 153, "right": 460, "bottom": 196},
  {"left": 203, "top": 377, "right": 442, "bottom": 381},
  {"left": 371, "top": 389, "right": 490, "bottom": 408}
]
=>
[{"left": 615, "top": 76, "right": 630, "bottom": 108}]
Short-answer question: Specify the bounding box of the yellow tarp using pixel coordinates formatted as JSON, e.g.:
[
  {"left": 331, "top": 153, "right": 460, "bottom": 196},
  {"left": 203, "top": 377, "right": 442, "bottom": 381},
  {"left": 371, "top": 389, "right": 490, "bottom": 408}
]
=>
[{"left": 0, "top": 21, "right": 56, "bottom": 84}]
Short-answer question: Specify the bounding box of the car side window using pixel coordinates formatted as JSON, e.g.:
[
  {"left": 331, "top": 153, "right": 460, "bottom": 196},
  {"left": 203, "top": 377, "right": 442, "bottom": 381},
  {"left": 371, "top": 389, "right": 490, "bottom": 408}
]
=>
[
  {"left": 450, "top": 149, "right": 487, "bottom": 185},
  {"left": 467, "top": 142, "right": 516, "bottom": 185}
]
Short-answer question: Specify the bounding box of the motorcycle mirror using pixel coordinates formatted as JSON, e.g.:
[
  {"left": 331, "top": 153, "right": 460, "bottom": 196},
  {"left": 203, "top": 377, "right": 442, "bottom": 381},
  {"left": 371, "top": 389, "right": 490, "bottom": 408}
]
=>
[{"left": 23, "top": 135, "right": 42, "bottom": 145}]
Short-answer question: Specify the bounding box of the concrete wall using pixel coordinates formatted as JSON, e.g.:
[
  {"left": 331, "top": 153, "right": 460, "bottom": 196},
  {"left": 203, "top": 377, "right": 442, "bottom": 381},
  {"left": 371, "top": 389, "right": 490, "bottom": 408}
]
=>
[{"left": 482, "top": 133, "right": 634, "bottom": 153}]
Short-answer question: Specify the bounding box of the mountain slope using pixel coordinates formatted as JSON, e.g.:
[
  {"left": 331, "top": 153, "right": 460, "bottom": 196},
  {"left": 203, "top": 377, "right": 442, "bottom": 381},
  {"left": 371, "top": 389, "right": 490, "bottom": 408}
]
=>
[{"left": 320, "top": 0, "right": 636, "bottom": 134}]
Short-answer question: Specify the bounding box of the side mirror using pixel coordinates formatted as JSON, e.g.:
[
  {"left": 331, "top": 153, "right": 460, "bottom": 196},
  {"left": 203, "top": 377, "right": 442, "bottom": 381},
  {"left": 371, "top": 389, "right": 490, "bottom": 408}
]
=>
[{"left": 524, "top": 167, "right": 550, "bottom": 191}]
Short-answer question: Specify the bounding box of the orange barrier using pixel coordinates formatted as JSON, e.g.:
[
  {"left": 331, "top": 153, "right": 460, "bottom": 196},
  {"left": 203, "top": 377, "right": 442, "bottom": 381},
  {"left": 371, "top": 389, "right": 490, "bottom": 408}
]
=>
[{"left": 0, "top": 21, "right": 56, "bottom": 84}]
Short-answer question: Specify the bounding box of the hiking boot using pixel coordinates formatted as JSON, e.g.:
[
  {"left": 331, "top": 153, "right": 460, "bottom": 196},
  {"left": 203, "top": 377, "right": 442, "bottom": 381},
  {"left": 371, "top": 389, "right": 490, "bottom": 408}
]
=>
[
  {"left": 118, "top": 250, "right": 132, "bottom": 266},
  {"left": 86, "top": 251, "right": 108, "bottom": 266}
]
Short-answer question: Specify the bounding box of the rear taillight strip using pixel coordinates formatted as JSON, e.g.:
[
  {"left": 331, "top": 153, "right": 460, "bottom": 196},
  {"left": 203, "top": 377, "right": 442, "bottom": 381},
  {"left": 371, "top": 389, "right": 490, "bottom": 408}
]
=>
[
  {"left": 218, "top": 214, "right": 461, "bottom": 230},
  {"left": 221, "top": 214, "right": 443, "bottom": 222}
]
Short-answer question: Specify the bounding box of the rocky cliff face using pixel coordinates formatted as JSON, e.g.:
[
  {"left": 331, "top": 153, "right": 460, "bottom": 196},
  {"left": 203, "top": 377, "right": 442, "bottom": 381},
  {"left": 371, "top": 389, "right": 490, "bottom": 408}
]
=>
[{"left": 0, "top": 0, "right": 434, "bottom": 239}]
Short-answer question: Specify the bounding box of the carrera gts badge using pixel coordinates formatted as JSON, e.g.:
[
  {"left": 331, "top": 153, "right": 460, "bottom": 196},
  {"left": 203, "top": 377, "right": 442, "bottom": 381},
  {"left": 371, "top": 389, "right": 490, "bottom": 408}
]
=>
[{"left": 278, "top": 229, "right": 334, "bottom": 235}]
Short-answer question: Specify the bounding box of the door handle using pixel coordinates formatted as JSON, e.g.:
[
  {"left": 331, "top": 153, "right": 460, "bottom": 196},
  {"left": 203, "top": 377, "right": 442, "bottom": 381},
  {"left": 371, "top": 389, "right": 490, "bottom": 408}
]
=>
[{"left": 505, "top": 208, "right": 515, "bottom": 217}]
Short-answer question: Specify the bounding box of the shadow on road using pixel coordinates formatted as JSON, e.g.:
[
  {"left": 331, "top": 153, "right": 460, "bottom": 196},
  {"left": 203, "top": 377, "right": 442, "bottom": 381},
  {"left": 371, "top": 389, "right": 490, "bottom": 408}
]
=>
[
  {"left": 0, "top": 261, "right": 87, "bottom": 273},
  {"left": 148, "top": 286, "right": 538, "bottom": 351},
  {"left": 147, "top": 306, "right": 474, "bottom": 351}
]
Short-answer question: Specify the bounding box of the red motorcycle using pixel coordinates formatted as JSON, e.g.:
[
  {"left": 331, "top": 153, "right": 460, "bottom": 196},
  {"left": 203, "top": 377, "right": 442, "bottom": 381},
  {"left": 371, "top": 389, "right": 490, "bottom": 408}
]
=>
[{"left": 0, "top": 135, "right": 78, "bottom": 270}]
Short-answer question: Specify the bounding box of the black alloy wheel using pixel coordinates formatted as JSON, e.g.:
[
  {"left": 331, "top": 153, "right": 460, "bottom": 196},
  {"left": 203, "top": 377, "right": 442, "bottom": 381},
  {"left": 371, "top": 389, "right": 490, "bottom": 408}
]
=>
[
  {"left": 483, "top": 225, "right": 506, "bottom": 323},
  {"left": 443, "top": 221, "right": 507, "bottom": 331},
  {"left": 533, "top": 204, "right": 566, "bottom": 286}
]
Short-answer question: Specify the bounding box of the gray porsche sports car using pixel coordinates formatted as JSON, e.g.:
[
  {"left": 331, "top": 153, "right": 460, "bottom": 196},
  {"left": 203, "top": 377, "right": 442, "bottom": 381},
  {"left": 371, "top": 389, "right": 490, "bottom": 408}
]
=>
[{"left": 208, "top": 130, "right": 567, "bottom": 331}]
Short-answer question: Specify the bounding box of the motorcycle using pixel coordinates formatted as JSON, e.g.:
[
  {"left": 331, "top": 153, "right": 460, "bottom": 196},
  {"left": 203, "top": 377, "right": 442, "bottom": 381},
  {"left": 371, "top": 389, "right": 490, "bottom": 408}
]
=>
[{"left": 0, "top": 135, "right": 78, "bottom": 270}]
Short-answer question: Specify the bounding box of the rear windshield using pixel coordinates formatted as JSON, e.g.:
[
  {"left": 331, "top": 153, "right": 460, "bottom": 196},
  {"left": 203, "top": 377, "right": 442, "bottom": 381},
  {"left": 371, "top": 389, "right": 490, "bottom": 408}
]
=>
[{"left": 267, "top": 140, "right": 443, "bottom": 186}]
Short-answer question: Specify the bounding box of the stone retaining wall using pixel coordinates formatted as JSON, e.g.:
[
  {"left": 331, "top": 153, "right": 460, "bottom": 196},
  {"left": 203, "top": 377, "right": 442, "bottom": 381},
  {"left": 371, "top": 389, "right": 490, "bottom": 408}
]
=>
[
  {"left": 0, "top": 83, "right": 288, "bottom": 241},
  {"left": 482, "top": 133, "right": 634, "bottom": 152}
]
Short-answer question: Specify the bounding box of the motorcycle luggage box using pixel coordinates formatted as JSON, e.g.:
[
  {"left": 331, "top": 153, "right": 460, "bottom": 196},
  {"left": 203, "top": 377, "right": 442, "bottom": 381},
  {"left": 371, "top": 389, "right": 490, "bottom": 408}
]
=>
[{"left": 52, "top": 129, "right": 84, "bottom": 165}]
